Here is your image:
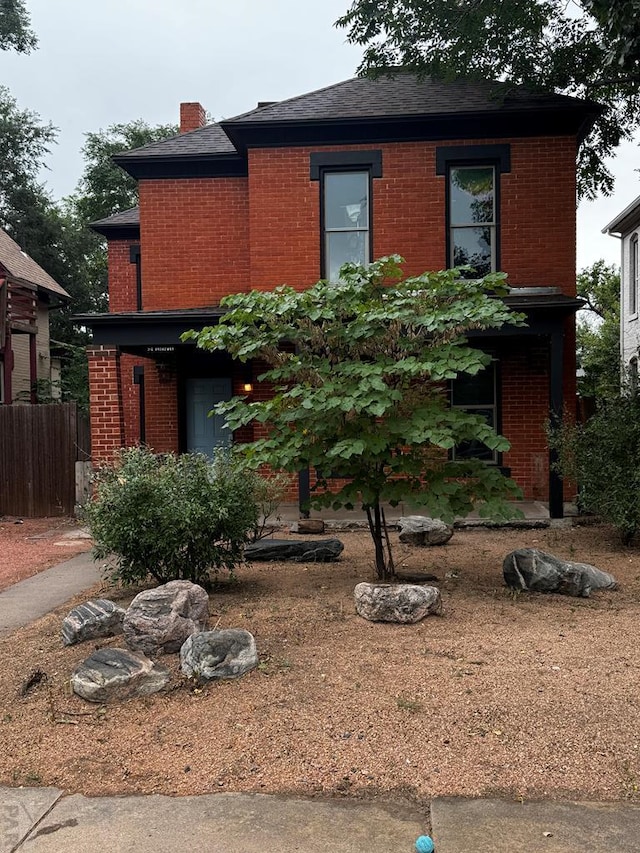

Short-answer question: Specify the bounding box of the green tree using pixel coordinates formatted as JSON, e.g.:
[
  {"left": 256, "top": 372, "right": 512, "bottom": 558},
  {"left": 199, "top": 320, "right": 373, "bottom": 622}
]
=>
[
  {"left": 552, "top": 385, "right": 640, "bottom": 543},
  {"left": 0, "top": 0, "right": 37, "bottom": 52},
  {"left": 576, "top": 260, "right": 620, "bottom": 399},
  {"left": 185, "top": 256, "right": 524, "bottom": 580},
  {"left": 336, "top": 0, "right": 640, "bottom": 199},
  {"left": 71, "top": 120, "right": 178, "bottom": 225}
]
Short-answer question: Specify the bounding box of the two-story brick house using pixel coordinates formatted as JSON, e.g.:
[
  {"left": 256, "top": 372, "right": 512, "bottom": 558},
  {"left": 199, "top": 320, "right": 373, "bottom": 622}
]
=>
[{"left": 80, "top": 74, "right": 599, "bottom": 517}]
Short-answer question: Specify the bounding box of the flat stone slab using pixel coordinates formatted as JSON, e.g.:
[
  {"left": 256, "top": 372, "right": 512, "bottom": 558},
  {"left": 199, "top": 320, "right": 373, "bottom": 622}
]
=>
[
  {"left": 71, "top": 648, "right": 171, "bottom": 703},
  {"left": 19, "top": 792, "right": 425, "bottom": 852},
  {"left": 245, "top": 538, "right": 344, "bottom": 562},
  {"left": 0, "top": 787, "right": 61, "bottom": 853},
  {"left": 430, "top": 797, "right": 640, "bottom": 853}
]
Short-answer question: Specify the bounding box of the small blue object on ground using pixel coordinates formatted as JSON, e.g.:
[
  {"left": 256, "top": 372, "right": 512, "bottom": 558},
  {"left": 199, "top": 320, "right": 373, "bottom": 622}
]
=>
[{"left": 415, "top": 835, "right": 434, "bottom": 853}]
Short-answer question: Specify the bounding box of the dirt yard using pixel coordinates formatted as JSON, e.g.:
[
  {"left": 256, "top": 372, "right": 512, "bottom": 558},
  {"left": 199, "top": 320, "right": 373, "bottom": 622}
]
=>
[
  {"left": 0, "top": 517, "right": 93, "bottom": 592},
  {"left": 0, "top": 522, "right": 639, "bottom": 807}
]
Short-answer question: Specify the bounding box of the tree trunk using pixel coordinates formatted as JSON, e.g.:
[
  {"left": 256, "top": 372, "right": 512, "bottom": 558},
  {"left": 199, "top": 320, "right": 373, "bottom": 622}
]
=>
[{"left": 365, "top": 501, "right": 395, "bottom": 581}]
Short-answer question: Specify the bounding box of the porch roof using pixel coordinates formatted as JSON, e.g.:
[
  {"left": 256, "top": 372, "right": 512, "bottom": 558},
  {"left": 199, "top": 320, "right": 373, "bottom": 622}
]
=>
[{"left": 76, "top": 291, "right": 582, "bottom": 349}]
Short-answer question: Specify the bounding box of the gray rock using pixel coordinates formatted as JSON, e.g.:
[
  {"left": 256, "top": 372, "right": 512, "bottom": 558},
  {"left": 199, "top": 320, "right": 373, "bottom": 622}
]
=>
[
  {"left": 71, "top": 648, "right": 170, "bottom": 703},
  {"left": 503, "top": 548, "right": 617, "bottom": 597},
  {"left": 354, "top": 582, "right": 443, "bottom": 623},
  {"left": 290, "top": 518, "right": 325, "bottom": 534},
  {"left": 61, "top": 599, "right": 125, "bottom": 646},
  {"left": 123, "top": 580, "right": 209, "bottom": 657},
  {"left": 244, "top": 538, "right": 344, "bottom": 562},
  {"left": 181, "top": 629, "right": 258, "bottom": 681},
  {"left": 398, "top": 516, "right": 453, "bottom": 546}
]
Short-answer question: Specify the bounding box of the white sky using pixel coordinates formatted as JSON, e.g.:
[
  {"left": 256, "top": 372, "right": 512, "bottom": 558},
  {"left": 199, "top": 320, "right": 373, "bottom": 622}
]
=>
[{"left": 1, "top": 0, "right": 638, "bottom": 271}]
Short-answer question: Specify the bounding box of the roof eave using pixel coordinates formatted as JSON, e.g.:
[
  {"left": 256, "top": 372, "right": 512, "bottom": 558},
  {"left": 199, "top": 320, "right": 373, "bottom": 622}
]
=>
[{"left": 602, "top": 195, "right": 640, "bottom": 236}]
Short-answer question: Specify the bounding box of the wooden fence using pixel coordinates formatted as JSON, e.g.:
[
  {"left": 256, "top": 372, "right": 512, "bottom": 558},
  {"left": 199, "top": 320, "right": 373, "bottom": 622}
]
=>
[{"left": 0, "top": 402, "right": 90, "bottom": 517}]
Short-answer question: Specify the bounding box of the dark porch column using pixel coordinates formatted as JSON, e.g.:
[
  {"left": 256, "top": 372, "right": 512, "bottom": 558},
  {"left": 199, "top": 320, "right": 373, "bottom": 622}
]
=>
[{"left": 548, "top": 327, "right": 564, "bottom": 519}]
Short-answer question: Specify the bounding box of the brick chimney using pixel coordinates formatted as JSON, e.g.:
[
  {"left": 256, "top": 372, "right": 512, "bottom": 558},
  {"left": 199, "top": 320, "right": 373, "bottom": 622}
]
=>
[{"left": 180, "top": 102, "right": 207, "bottom": 134}]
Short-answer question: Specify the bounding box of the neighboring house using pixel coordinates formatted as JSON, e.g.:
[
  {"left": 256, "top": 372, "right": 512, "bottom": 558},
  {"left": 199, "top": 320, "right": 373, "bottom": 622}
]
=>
[
  {"left": 0, "top": 228, "right": 70, "bottom": 404},
  {"left": 79, "top": 74, "right": 600, "bottom": 517},
  {"left": 603, "top": 195, "right": 640, "bottom": 379}
]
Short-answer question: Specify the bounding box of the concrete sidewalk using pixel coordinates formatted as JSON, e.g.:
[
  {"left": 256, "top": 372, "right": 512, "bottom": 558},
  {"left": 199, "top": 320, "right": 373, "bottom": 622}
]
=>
[
  {"left": 0, "top": 551, "right": 102, "bottom": 635},
  {"left": 2, "top": 788, "right": 640, "bottom": 852}
]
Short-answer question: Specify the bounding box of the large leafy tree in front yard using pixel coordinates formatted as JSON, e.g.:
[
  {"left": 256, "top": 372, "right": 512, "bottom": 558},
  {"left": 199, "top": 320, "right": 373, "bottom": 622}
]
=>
[{"left": 185, "top": 257, "right": 524, "bottom": 580}]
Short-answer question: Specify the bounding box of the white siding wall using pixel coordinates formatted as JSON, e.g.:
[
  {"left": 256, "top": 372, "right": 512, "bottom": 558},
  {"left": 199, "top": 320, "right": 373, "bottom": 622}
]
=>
[{"left": 621, "top": 227, "right": 640, "bottom": 368}]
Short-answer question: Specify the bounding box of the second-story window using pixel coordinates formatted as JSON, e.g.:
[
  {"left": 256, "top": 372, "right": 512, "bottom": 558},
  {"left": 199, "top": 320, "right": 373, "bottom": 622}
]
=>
[
  {"left": 323, "top": 171, "right": 370, "bottom": 282},
  {"left": 449, "top": 166, "right": 496, "bottom": 278},
  {"left": 630, "top": 234, "right": 638, "bottom": 315}
]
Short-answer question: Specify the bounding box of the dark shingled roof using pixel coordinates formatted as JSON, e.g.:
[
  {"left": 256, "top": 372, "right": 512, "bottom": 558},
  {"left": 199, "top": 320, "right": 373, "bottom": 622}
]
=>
[
  {"left": 114, "top": 123, "right": 236, "bottom": 160},
  {"left": 226, "top": 75, "right": 595, "bottom": 124},
  {"left": 91, "top": 207, "right": 140, "bottom": 229}
]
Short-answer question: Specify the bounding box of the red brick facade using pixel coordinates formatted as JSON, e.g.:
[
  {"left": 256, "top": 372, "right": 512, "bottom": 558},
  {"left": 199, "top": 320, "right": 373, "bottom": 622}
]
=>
[{"left": 87, "top": 83, "right": 587, "bottom": 510}]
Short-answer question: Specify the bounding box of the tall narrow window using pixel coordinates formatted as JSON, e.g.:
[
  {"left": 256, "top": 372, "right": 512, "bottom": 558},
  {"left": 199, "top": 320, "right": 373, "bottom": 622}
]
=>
[
  {"left": 631, "top": 234, "right": 639, "bottom": 315},
  {"left": 323, "top": 171, "right": 369, "bottom": 281},
  {"left": 451, "top": 363, "right": 498, "bottom": 463},
  {"left": 449, "top": 166, "right": 496, "bottom": 278}
]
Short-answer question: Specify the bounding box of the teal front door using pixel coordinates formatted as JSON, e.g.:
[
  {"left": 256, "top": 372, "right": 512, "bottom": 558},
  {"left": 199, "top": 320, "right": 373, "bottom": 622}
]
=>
[{"left": 185, "top": 377, "right": 232, "bottom": 457}]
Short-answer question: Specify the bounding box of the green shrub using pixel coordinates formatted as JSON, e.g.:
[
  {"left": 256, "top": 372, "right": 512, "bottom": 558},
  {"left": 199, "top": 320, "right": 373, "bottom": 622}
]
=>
[
  {"left": 85, "top": 447, "right": 260, "bottom": 586},
  {"left": 551, "top": 391, "right": 640, "bottom": 544}
]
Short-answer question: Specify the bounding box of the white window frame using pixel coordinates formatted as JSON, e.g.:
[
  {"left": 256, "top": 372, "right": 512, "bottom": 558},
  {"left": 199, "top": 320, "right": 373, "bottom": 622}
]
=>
[{"left": 631, "top": 234, "right": 639, "bottom": 316}]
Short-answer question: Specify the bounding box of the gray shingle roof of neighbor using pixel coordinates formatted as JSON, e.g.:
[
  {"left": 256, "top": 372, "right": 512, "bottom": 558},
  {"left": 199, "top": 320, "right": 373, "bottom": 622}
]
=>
[
  {"left": 114, "top": 123, "right": 237, "bottom": 160},
  {"left": 226, "top": 74, "right": 597, "bottom": 123},
  {"left": 602, "top": 194, "right": 640, "bottom": 235},
  {"left": 90, "top": 207, "right": 140, "bottom": 228},
  {"left": 0, "top": 227, "right": 70, "bottom": 299}
]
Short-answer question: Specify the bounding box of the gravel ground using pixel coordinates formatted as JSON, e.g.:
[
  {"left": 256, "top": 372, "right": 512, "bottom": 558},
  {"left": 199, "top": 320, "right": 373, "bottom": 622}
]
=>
[
  {"left": 0, "top": 517, "right": 93, "bottom": 592},
  {"left": 0, "top": 523, "right": 639, "bottom": 806}
]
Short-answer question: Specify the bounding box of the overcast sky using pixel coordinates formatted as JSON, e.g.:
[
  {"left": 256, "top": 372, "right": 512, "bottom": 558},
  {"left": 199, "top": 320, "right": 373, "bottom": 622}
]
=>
[{"left": 2, "top": 0, "right": 638, "bottom": 270}]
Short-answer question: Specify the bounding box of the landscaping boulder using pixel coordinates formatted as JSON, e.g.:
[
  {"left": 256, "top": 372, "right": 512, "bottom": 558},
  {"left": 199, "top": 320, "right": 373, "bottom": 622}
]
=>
[
  {"left": 354, "top": 582, "right": 443, "bottom": 623},
  {"left": 290, "top": 519, "right": 325, "bottom": 534},
  {"left": 181, "top": 629, "right": 258, "bottom": 681},
  {"left": 244, "top": 538, "right": 343, "bottom": 562},
  {"left": 71, "top": 648, "right": 170, "bottom": 703},
  {"left": 398, "top": 516, "right": 453, "bottom": 546},
  {"left": 123, "top": 580, "right": 209, "bottom": 657},
  {"left": 62, "top": 599, "right": 125, "bottom": 646},
  {"left": 503, "top": 548, "right": 617, "bottom": 598}
]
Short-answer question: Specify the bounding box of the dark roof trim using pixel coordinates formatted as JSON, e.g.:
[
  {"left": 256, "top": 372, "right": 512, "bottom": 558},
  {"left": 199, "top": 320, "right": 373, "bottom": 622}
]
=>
[
  {"left": 310, "top": 149, "right": 382, "bottom": 180},
  {"left": 221, "top": 109, "right": 595, "bottom": 153},
  {"left": 436, "top": 144, "right": 511, "bottom": 174},
  {"left": 112, "top": 153, "right": 248, "bottom": 181},
  {"left": 91, "top": 222, "right": 141, "bottom": 239},
  {"left": 75, "top": 308, "right": 225, "bottom": 348}
]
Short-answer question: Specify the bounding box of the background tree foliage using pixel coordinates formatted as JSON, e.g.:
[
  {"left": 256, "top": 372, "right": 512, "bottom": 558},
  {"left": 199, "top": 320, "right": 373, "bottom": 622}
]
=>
[
  {"left": 0, "top": 0, "right": 36, "bottom": 52},
  {"left": 337, "top": 0, "right": 640, "bottom": 199},
  {"left": 576, "top": 260, "right": 620, "bottom": 400},
  {"left": 186, "top": 257, "right": 523, "bottom": 580}
]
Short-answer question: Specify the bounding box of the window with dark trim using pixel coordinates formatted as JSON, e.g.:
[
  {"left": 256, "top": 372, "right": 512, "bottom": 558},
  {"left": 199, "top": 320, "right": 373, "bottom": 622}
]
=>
[
  {"left": 310, "top": 151, "right": 381, "bottom": 281},
  {"left": 630, "top": 234, "right": 638, "bottom": 316},
  {"left": 449, "top": 166, "right": 496, "bottom": 277},
  {"left": 322, "top": 171, "right": 370, "bottom": 281},
  {"left": 437, "top": 144, "right": 510, "bottom": 277},
  {"left": 451, "top": 362, "right": 499, "bottom": 463}
]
